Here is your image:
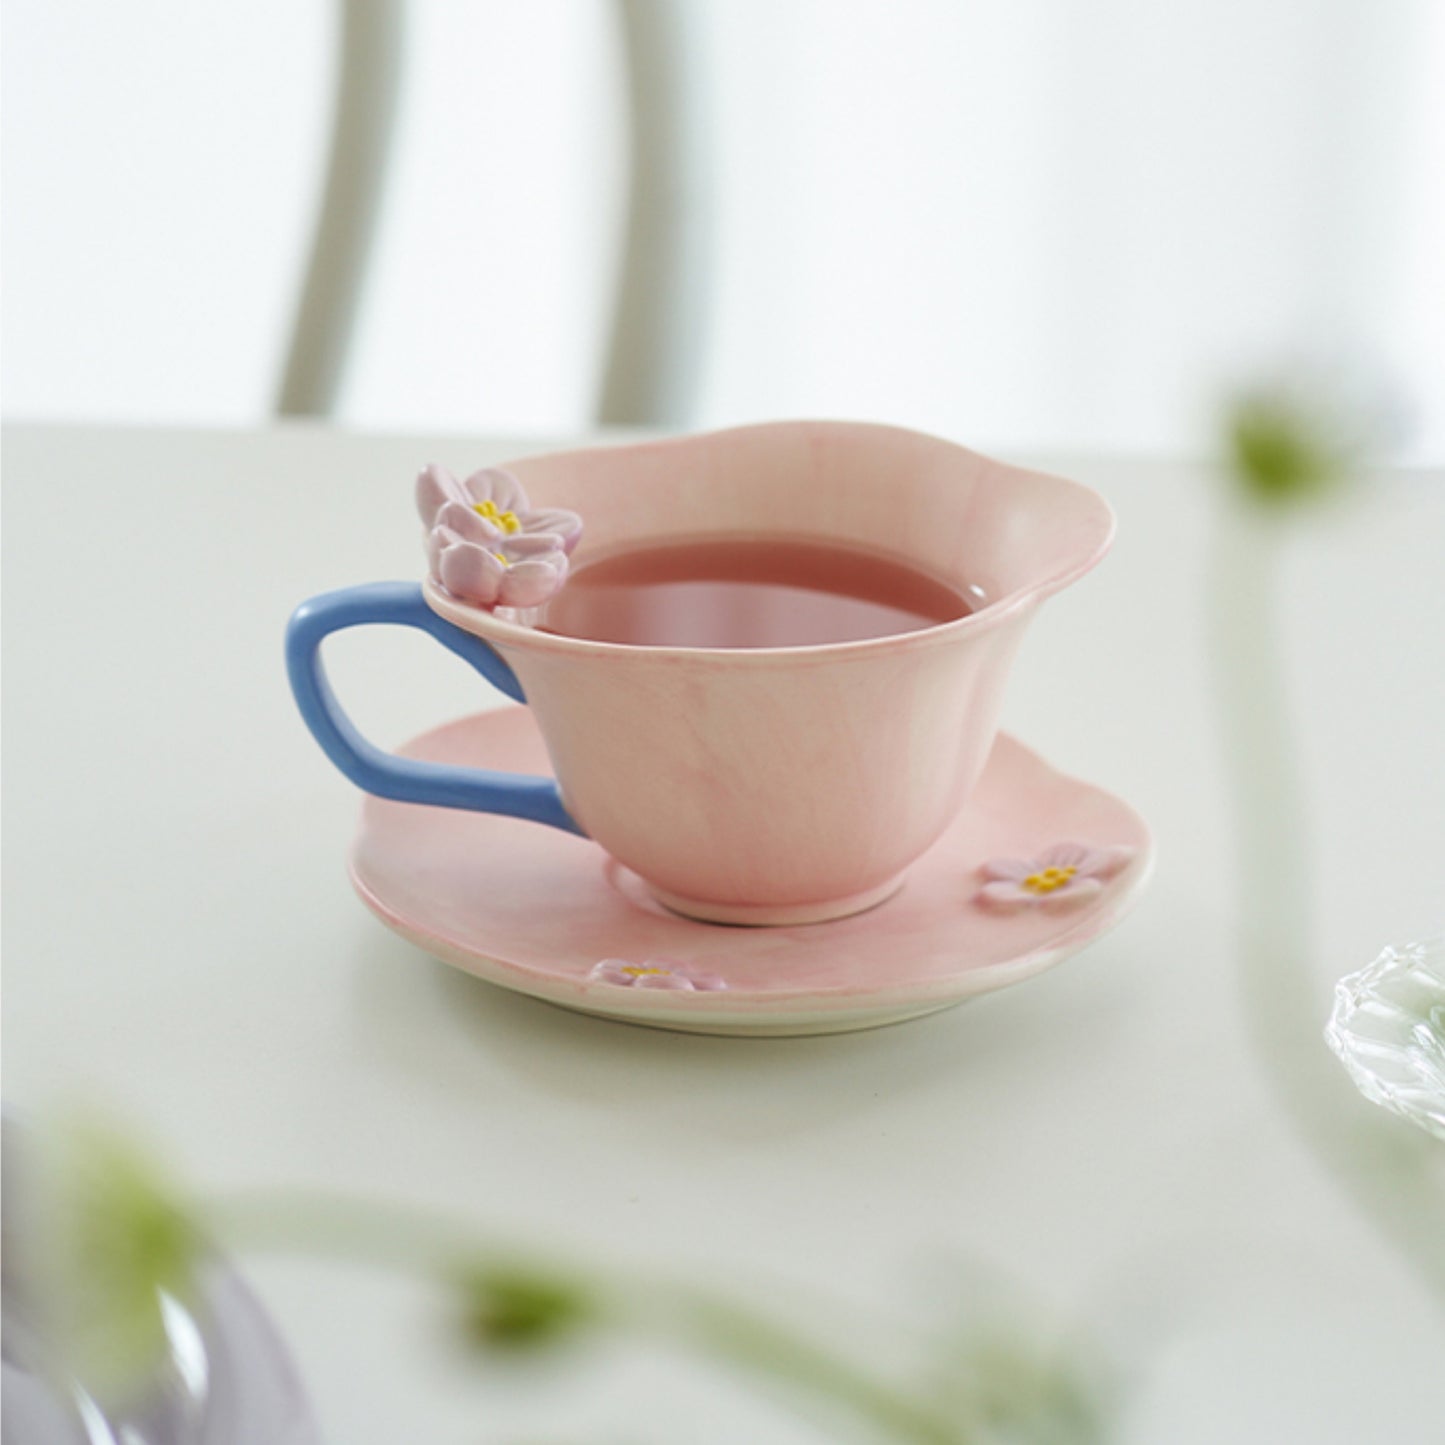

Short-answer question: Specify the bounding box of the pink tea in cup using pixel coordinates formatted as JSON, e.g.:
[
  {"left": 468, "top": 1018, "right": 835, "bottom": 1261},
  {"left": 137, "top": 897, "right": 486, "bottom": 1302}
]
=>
[{"left": 540, "top": 536, "right": 975, "bottom": 649}]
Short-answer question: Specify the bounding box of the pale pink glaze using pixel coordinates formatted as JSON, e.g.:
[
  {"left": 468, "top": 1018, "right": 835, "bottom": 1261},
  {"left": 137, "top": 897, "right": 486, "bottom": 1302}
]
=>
[
  {"left": 349, "top": 708, "right": 1154, "bottom": 1036},
  {"left": 422, "top": 422, "right": 1115, "bottom": 924}
]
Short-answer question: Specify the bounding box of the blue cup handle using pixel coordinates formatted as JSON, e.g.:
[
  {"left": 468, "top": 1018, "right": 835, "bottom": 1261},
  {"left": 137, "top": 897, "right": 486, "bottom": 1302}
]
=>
[{"left": 285, "top": 581, "right": 584, "bottom": 835}]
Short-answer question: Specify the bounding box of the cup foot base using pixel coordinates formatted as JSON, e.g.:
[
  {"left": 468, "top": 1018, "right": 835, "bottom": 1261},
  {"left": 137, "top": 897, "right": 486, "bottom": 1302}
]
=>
[{"left": 645, "top": 875, "right": 907, "bottom": 927}]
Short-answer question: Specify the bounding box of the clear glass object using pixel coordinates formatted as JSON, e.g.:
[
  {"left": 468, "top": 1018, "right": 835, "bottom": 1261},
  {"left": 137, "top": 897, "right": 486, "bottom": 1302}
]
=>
[
  {"left": 1, "top": 1122, "right": 320, "bottom": 1445},
  {"left": 1325, "top": 933, "right": 1445, "bottom": 1142}
]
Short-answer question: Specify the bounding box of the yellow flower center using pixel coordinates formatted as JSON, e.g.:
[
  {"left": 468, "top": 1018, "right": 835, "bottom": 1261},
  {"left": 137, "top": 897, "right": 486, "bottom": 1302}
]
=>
[
  {"left": 620, "top": 965, "right": 670, "bottom": 979},
  {"left": 492, "top": 551, "right": 509, "bottom": 566},
  {"left": 1022, "top": 865, "right": 1077, "bottom": 894},
  {"left": 474, "top": 499, "right": 521, "bottom": 534}
]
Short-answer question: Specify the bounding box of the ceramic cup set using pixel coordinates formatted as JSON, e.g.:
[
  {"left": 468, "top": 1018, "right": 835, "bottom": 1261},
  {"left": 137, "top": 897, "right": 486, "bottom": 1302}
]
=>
[{"left": 286, "top": 421, "right": 1151, "bottom": 1035}]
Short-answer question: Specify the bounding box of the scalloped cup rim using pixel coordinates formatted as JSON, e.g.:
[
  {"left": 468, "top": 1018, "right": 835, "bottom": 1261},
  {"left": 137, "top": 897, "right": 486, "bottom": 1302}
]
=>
[
  {"left": 423, "top": 421, "right": 1115, "bottom": 660},
  {"left": 424, "top": 519, "right": 1114, "bottom": 663}
]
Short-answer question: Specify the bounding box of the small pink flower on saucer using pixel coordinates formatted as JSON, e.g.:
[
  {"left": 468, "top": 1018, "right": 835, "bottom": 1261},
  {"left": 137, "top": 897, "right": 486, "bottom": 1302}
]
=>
[
  {"left": 588, "top": 959, "right": 728, "bottom": 992},
  {"left": 975, "top": 842, "right": 1133, "bottom": 914},
  {"left": 417, "top": 464, "right": 582, "bottom": 608}
]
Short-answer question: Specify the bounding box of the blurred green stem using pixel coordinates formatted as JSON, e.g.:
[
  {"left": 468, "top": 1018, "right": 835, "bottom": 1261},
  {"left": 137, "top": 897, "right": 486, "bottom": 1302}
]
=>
[
  {"left": 207, "top": 1190, "right": 968, "bottom": 1444},
  {"left": 651, "top": 1285, "right": 964, "bottom": 1445},
  {"left": 1209, "top": 504, "right": 1445, "bottom": 1304},
  {"left": 209, "top": 1190, "right": 478, "bottom": 1277}
]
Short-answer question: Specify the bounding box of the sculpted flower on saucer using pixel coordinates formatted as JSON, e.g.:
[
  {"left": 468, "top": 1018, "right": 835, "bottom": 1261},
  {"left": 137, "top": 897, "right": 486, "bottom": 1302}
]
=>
[
  {"left": 975, "top": 842, "right": 1133, "bottom": 914},
  {"left": 588, "top": 960, "right": 728, "bottom": 992},
  {"left": 417, "top": 464, "right": 582, "bottom": 608}
]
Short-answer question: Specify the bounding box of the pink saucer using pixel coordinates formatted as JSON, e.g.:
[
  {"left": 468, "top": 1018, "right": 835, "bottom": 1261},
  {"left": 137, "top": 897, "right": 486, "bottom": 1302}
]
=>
[{"left": 349, "top": 709, "right": 1153, "bottom": 1036}]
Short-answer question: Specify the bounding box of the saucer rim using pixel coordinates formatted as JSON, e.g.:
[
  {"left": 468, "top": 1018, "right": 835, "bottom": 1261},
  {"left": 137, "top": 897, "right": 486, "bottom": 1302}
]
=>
[
  {"left": 347, "top": 714, "right": 1155, "bottom": 1019},
  {"left": 350, "top": 855, "right": 1152, "bottom": 1018}
]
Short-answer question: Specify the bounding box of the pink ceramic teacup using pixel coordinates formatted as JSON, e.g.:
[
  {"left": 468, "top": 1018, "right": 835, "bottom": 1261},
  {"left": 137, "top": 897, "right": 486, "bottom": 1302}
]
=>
[{"left": 287, "top": 421, "right": 1114, "bottom": 925}]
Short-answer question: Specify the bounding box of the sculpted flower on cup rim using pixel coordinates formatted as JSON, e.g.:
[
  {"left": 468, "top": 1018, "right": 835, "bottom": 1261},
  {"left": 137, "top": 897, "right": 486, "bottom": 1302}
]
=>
[{"left": 417, "top": 464, "right": 582, "bottom": 609}]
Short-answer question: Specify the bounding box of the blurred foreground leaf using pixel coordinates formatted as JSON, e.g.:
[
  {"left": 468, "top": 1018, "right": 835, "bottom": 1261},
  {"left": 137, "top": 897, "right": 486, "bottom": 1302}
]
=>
[
  {"left": 1224, "top": 362, "right": 1395, "bottom": 508},
  {"left": 35, "top": 1117, "right": 203, "bottom": 1401},
  {"left": 456, "top": 1262, "right": 598, "bottom": 1352},
  {"left": 1228, "top": 391, "right": 1344, "bottom": 504},
  {"left": 14, "top": 1116, "right": 1118, "bottom": 1442},
  {"left": 945, "top": 1330, "right": 1109, "bottom": 1444}
]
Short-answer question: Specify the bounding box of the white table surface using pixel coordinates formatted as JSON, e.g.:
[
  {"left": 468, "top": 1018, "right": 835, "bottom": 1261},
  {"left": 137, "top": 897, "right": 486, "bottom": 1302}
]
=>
[{"left": 4, "top": 423, "right": 1443, "bottom": 1443}]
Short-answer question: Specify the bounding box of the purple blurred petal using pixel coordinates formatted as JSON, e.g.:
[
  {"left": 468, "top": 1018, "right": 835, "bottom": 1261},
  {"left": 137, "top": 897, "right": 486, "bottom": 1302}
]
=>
[
  {"left": 684, "top": 971, "right": 728, "bottom": 992},
  {"left": 521, "top": 507, "right": 584, "bottom": 553},
  {"left": 1042, "top": 877, "right": 1103, "bottom": 912},
  {"left": 437, "top": 543, "right": 505, "bottom": 605},
  {"left": 588, "top": 961, "right": 634, "bottom": 986},
  {"left": 464, "top": 467, "right": 530, "bottom": 515},
  {"left": 416, "top": 463, "right": 464, "bottom": 525},
  {"left": 436, "top": 499, "right": 504, "bottom": 544},
  {"left": 635, "top": 973, "right": 694, "bottom": 991},
  {"left": 499, "top": 557, "right": 568, "bottom": 607},
  {"left": 1073, "top": 846, "right": 1133, "bottom": 880},
  {"left": 976, "top": 880, "right": 1032, "bottom": 911},
  {"left": 980, "top": 858, "right": 1035, "bottom": 882},
  {"left": 504, "top": 531, "right": 568, "bottom": 559}
]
